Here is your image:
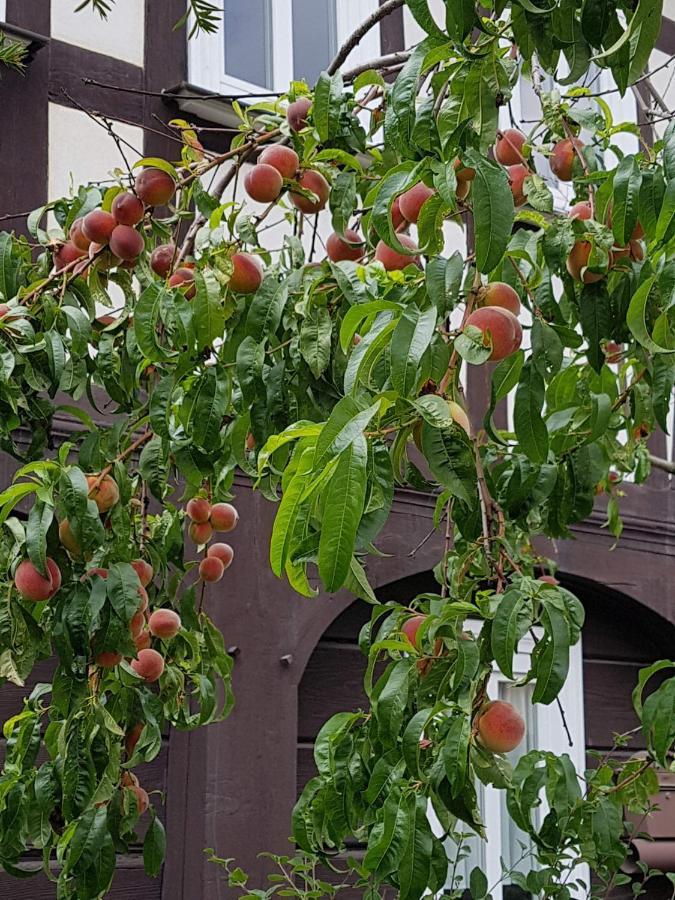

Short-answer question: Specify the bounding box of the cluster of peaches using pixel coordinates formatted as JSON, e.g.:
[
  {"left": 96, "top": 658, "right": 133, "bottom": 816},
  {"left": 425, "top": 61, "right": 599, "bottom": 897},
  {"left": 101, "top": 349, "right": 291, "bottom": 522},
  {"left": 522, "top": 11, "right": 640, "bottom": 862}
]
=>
[
  {"left": 185, "top": 497, "right": 238, "bottom": 583},
  {"left": 494, "top": 128, "right": 645, "bottom": 282}
]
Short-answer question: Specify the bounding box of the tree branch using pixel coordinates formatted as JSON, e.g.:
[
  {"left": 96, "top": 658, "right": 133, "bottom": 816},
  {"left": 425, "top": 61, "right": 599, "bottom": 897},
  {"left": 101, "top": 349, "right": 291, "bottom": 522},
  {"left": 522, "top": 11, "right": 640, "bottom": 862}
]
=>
[
  {"left": 649, "top": 454, "right": 675, "bottom": 475},
  {"left": 327, "top": 0, "right": 406, "bottom": 75},
  {"left": 343, "top": 51, "right": 412, "bottom": 82}
]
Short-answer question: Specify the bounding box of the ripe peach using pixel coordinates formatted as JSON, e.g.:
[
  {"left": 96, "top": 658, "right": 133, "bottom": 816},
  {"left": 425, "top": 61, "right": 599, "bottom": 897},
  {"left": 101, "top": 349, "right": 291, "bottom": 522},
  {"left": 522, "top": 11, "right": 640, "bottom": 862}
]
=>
[
  {"left": 507, "top": 164, "right": 529, "bottom": 206},
  {"left": 402, "top": 614, "right": 427, "bottom": 647},
  {"left": 290, "top": 170, "right": 330, "bottom": 214},
  {"left": 130, "top": 610, "right": 146, "bottom": 639},
  {"left": 604, "top": 341, "right": 623, "bottom": 364},
  {"left": 464, "top": 307, "right": 522, "bottom": 362},
  {"left": 59, "top": 519, "right": 82, "bottom": 558},
  {"left": 286, "top": 97, "right": 312, "bottom": 132},
  {"left": 374, "top": 235, "right": 421, "bottom": 271},
  {"left": 46, "top": 558, "right": 62, "bottom": 594},
  {"left": 210, "top": 502, "right": 239, "bottom": 532},
  {"left": 96, "top": 651, "right": 123, "bottom": 668},
  {"left": 326, "top": 229, "right": 365, "bottom": 263},
  {"left": 568, "top": 201, "right": 592, "bottom": 221},
  {"left": 456, "top": 179, "right": 471, "bottom": 202},
  {"left": 53, "top": 241, "right": 86, "bottom": 270},
  {"left": 168, "top": 267, "right": 196, "bottom": 299},
  {"left": 134, "top": 629, "right": 151, "bottom": 651},
  {"left": 454, "top": 159, "right": 476, "bottom": 183},
  {"left": 148, "top": 609, "right": 181, "bottom": 640},
  {"left": 85, "top": 567, "right": 108, "bottom": 580},
  {"left": 391, "top": 196, "right": 405, "bottom": 230},
  {"left": 631, "top": 221, "right": 645, "bottom": 240},
  {"left": 136, "top": 585, "right": 149, "bottom": 612},
  {"left": 126, "top": 783, "right": 149, "bottom": 815},
  {"left": 495, "top": 129, "right": 526, "bottom": 166},
  {"left": 111, "top": 191, "right": 145, "bottom": 226},
  {"left": 259, "top": 145, "right": 300, "bottom": 179},
  {"left": 538, "top": 575, "right": 559, "bottom": 585},
  {"left": 476, "top": 700, "right": 525, "bottom": 753},
  {"left": 186, "top": 498, "right": 211, "bottom": 523},
  {"left": 109, "top": 225, "right": 144, "bottom": 261},
  {"left": 125, "top": 723, "right": 144, "bottom": 756},
  {"left": 448, "top": 400, "right": 471, "bottom": 436},
  {"left": 150, "top": 243, "right": 175, "bottom": 277},
  {"left": 244, "top": 163, "right": 283, "bottom": 203},
  {"left": 476, "top": 281, "right": 520, "bottom": 316},
  {"left": 550, "top": 137, "right": 584, "bottom": 182},
  {"left": 130, "top": 559, "right": 153, "bottom": 588},
  {"left": 189, "top": 521, "right": 213, "bottom": 545},
  {"left": 399, "top": 182, "right": 436, "bottom": 224},
  {"left": 14, "top": 559, "right": 57, "bottom": 602},
  {"left": 134, "top": 168, "right": 176, "bottom": 207},
  {"left": 207, "top": 542, "right": 234, "bottom": 570},
  {"left": 566, "top": 241, "right": 605, "bottom": 284},
  {"left": 629, "top": 239, "right": 644, "bottom": 262},
  {"left": 82, "top": 209, "right": 117, "bottom": 244},
  {"left": 69, "top": 219, "right": 91, "bottom": 252},
  {"left": 0, "top": 304, "right": 9, "bottom": 318},
  {"left": 199, "top": 556, "right": 225, "bottom": 583},
  {"left": 86, "top": 474, "right": 120, "bottom": 512},
  {"left": 131, "top": 648, "right": 164, "bottom": 683},
  {"left": 229, "top": 252, "right": 263, "bottom": 294}
]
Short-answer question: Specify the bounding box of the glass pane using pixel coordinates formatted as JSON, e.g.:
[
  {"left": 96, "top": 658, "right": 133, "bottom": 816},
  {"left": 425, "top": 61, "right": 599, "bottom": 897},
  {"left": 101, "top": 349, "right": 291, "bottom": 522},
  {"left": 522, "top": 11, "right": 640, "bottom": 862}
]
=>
[
  {"left": 499, "top": 683, "right": 537, "bottom": 899},
  {"left": 223, "top": 0, "right": 271, "bottom": 88},
  {"left": 292, "top": 0, "right": 337, "bottom": 86}
]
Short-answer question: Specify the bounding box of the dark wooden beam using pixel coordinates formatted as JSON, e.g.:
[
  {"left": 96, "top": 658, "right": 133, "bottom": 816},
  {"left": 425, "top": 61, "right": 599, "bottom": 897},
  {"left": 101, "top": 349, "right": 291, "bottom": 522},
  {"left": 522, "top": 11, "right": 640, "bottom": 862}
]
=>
[
  {"left": 656, "top": 16, "right": 675, "bottom": 53},
  {"left": 379, "top": 0, "right": 405, "bottom": 55},
  {"left": 143, "top": 0, "right": 188, "bottom": 159}
]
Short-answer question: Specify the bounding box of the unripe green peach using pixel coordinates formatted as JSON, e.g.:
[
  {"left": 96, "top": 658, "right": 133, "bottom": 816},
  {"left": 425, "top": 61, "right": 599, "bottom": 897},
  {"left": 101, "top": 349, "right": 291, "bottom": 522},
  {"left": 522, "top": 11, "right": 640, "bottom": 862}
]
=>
[
  {"left": 290, "top": 170, "right": 330, "bottom": 214},
  {"left": 259, "top": 145, "right": 300, "bottom": 179},
  {"left": 401, "top": 614, "right": 427, "bottom": 647},
  {"left": 199, "top": 556, "right": 225, "bottom": 583},
  {"left": 14, "top": 559, "right": 59, "bottom": 602},
  {"left": 229, "top": 252, "right": 263, "bottom": 294},
  {"left": 326, "top": 229, "right": 365, "bottom": 263},
  {"left": 550, "top": 137, "right": 584, "bottom": 182},
  {"left": 86, "top": 474, "right": 120, "bottom": 512},
  {"left": 111, "top": 191, "right": 145, "bottom": 226},
  {"left": 109, "top": 225, "right": 144, "bottom": 261},
  {"left": 134, "top": 168, "right": 176, "bottom": 206},
  {"left": 464, "top": 307, "right": 522, "bottom": 361},
  {"left": 186, "top": 498, "right": 211, "bottom": 523},
  {"left": 148, "top": 609, "right": 181, "bottom": 639},
  {"left": 476, "top": 700, "right": 525, "bottom": 753},
  {"left": 244, "top": 163, "right": 283, "bottom": 203},
  {"left": 209, "top": 502, "right": 238, "bottom": 532},
  {"left": 507, "top": 164, "right": 529, "bottom": 206},
  {"left": 207, "top": 542, "right": 234, "bottom": 570},
  {"left": 399, "top": 182, "right": 435, "bottom": 224},
  {"left": 131, "top": 648, "right": 164, "bottom": 683},
  {"left": 495, "top": 128, "right": 526, "bottom": 166},
  {"left": 189, "top": 521, "right": 213, "bottom": 545},
  {"left": 374, "top": 235, "right": 421, "bottom": 271},
  {"left": 476, "top": 281, "right": 521, "bottom": 316},
  {"left": 131, "top": 559, "right": 153, "bottom": 588}
]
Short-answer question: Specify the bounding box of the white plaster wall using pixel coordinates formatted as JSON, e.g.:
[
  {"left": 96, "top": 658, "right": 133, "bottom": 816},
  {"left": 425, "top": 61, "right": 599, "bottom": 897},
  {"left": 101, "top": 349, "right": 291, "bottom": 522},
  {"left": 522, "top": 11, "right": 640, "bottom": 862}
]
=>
[
  {"left": 48, "top": 103, "right": 143, "bottom": 203},
  {"left": 0, "top": 1, "right": 7, "bottom": 23},
  {"left": 665, "top": 0, "right": 675, "bottom": 20},
  {"left": 50, "top": 0, "right": 145, "bottom": 67}
]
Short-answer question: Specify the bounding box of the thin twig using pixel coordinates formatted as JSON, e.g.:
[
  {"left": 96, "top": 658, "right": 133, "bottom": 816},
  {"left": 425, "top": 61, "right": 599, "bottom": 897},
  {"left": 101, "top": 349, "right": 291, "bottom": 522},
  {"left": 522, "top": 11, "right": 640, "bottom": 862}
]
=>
[{"left": 327, "top": 0, "right": 406, "bottom": 75}]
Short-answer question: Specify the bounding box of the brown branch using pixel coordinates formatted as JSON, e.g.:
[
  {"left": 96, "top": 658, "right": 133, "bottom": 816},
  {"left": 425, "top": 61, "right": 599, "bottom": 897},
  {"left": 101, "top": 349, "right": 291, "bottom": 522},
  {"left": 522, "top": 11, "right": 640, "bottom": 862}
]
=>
[
  {"left": 327, "top": 0, "right": 406, "bottom": 75},
  {"left": 343, "top": 51, "right": 412, "bottom": 82},
  {"left": 90, "top": 430, "right": 153, "bottom": 493},
  {"left": 649, "top": 454, "right": 675, "bottom": 475}
]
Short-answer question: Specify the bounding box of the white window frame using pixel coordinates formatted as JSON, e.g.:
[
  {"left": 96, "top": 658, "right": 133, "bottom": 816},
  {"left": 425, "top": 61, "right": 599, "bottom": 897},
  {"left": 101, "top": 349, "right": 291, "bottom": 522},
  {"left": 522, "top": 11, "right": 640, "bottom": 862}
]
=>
[
  {"left": 0, "top": 1, "right": 6, "bottom": 23},
  {"left": 188, "top": 0, "right": 381, "bottom": 97},
  {"left": 429, "top": 625, "right": 588, "bottom": 899}
]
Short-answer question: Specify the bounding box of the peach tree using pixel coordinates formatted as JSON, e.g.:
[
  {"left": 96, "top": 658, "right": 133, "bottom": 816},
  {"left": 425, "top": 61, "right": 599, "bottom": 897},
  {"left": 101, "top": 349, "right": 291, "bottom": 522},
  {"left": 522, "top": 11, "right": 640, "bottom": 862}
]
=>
[{"left": 0, "top": 0, "right": 674, "bottom": 897}]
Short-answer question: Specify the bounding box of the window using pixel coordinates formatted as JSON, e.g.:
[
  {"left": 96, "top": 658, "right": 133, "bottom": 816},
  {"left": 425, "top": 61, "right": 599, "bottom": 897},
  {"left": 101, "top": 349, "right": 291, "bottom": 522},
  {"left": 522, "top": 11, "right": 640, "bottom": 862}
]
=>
[
  {"left": 188, "top": 0, "right": 381, "bottom": 96},
  {"left": 428, "top": 627, "right": 588, "bottom": 899}
]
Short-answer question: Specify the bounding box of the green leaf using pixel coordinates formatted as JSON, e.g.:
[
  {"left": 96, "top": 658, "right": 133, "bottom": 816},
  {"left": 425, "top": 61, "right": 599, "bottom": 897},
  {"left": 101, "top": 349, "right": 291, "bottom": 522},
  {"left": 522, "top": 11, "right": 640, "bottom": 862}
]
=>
[
  {"left": 270, "top": 449, "right": 314, "bottom": 577},
  {"left": 26, "top": 500, "right": 53, "bottom": 578},
  {"left": 532, "top": 603, "right": 571, "bottom": 705},
  {"left": 314, "top": 70, "right": 343, "bottom": 142},
  {"left": 398, "top": 795, "right": 433, "bottom": 900},
  {"left": 313, "top": 397, "right": 380, "bottom": 471},
  {"left": 627, "top": 275, "right": 675, "bottom": 354},
  {"left": 194, "top": 268, "right": 225, "bottom": 348},
  {"left": 611, "top": 155, "right": 641, "bottom": 245},
  {"left": 300, "top": 306, "right": 332, "bottom": 378},
  {"left": 318, "top": 436, "right": 368, "bottom": 593},
  {"left": 191, "top": 367, "right": 228, "bottom": 450},
  {"left": 442, "top": 714, "right": 471, "bottom": 797},
  {"left": 329, "top": 171, "right": 357, "bottom": 237},
  {"left": 514, "top": 361, "right": 549, "bottom": 464},
  {"left": 484, "top": 350, "right": 524, "bottom": 436},
  {"left": 0, "top": 233, "right": 21, "bottom": 302},
  {"left": 407, "top": 0, "right": 446, "bottom": 40},
  {"left": 462, "top": 150, "right": 515, "bottom": 273},
  {"left": 143, "top": 811, "right": 166, "bottom": 877},
  {"left": 420, "top": 421, "right": 476, "bottom": 504},
  {"left": 492, "top": 590, "right": 529, "bottom": 679},
  {"left": 245, "top": 276, "right": 288, "bottom": 343},
  {"left": 363, "top": 790, "right": 413, "bottom": 877},
  {"left": 375, "top": 659, "right": 414, "bottom": 747},
  {"left": 107, "top": 562, "right": 142, "bottom": 623},
  {"left": 632, "top": 660, "right": 675, "bottom": 717},
  {"left": 390, "top": 305, "right": 437, "bottom": 398},
  {"left": 135, "top": 284, "right": 174, "bottom": 361},
  {"left": 469, "top": 866, "right": 489, "bottom": 900}
]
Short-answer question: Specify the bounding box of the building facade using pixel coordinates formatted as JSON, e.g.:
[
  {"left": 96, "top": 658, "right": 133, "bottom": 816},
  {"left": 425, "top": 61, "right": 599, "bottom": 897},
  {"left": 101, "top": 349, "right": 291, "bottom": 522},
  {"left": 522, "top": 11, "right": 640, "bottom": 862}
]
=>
[{"left": 0, "top": 1, "right": 674, "bottom": 897}]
